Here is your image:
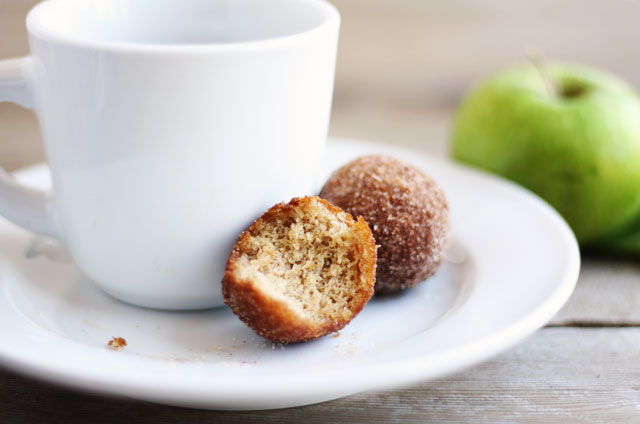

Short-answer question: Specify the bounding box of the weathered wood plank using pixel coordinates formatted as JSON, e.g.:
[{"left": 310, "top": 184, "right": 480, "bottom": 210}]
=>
[
  {"left": 332, "top": 0, "right": 640, "bottom": 109},
  {"left": 550, "top": 256, "right": 640, "bottom": 326},
  {"left": 1, "top": 328, "right": 639, "bottom": 423},
  {"left": 2, "top": 0, "right": 640, "bottom": 421}
]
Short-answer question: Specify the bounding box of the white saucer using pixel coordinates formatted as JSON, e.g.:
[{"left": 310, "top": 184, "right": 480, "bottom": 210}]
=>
[{"left": 0, "top": 138, "right": 580, "bottom": 410}]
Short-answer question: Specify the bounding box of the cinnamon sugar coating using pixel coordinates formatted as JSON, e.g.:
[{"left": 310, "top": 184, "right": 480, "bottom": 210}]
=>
[{"left": 320, "top": 155, "right": 449, "bottom": 293}]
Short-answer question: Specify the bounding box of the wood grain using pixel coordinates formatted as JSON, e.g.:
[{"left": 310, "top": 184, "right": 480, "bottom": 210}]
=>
[
  {"left": 550, "top": 256, "right": 640, "bottom": 326},
  {"left": 332, "top": 0, "right": 640, "bottom": 107},
  {"left": 329, "top": 0, "right": 640, "bottom": 151},
  {"left": 2, "top": 0, "right": 640, "bottom": 422},
  {"left": 1, "top": 328, "right": 639, "bottom": 423}
]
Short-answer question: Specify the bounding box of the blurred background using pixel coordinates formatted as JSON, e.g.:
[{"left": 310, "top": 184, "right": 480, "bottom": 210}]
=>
[{"left": 2, "top": 0, "right": 640, "bottom": 170}]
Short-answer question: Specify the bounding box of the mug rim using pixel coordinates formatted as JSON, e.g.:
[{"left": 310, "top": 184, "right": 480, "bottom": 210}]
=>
[{"left": 26, "top": 0, "right": 340, "bottom": 53}]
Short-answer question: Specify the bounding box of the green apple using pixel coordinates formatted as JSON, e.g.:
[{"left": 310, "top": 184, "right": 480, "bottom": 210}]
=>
[
  {"left": 598, "top": 218, "right": 640, "bottom": 255},
  {"left": 451, "top": 62, "right": 640, "bottom": 246},
  {"left": 599, "top": 231, "right": 640, "bottom": 255}
]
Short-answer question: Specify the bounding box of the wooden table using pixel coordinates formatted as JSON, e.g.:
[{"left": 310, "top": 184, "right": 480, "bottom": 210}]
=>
[{"left": 2, "top": 0, "right": 640, "bottom": 422}]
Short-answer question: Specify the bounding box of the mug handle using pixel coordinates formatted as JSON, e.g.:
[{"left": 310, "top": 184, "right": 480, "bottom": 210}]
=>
[{"left": 0, "top": 57, "right": 58, "bottom": 238}]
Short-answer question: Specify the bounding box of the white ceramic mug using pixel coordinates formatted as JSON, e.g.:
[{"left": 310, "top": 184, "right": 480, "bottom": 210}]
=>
[{"left": 0, "top": 0, "right": 340, "bottom": 309}]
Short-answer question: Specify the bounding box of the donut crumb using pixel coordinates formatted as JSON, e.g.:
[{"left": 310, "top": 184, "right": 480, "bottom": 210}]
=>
[{"left": 107, "top": 337, "right": 127, "bottom": 350}]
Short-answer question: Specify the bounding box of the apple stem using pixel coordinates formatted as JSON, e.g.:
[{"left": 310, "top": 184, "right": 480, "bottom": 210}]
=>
[{"left": 526, "top": 50, "right": 557, "bottom": 98}]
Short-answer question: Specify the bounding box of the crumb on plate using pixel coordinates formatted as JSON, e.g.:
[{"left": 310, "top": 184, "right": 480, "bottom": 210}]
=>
[{"left": 107, "top": 336, "right": 127, "bottom": 350}]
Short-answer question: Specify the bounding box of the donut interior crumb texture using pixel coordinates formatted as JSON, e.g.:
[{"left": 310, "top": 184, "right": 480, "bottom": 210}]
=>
[{"left": 222, "top": 197, "right": 376, "bottom": 343}]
